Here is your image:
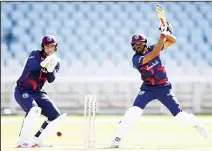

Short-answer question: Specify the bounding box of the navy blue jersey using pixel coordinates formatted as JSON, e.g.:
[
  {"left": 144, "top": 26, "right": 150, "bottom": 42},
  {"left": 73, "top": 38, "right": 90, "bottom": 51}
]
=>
[
  {"left": 17, "top": 50, "right": 60, "bottom": 91},
  {"left": 132, "top": 44, "right": 170, "bottom": 90}
]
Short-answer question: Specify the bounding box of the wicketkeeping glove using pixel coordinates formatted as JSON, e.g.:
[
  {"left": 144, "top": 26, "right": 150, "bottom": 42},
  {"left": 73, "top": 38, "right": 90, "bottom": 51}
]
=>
[
  {"left": 40, "top": 53, "right": 56, "bottom": 68},
  {"left": 40, "top": 53, "right": 59, "bottom": 72},
  {"left": 46, "top": 56, "right": 59, "bottom": 72}
]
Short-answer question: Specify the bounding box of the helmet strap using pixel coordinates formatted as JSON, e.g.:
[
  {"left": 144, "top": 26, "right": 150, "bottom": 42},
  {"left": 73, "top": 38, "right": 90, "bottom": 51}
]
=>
[{"left": 141, "top": 44, "right": 147, "bottom": 54}]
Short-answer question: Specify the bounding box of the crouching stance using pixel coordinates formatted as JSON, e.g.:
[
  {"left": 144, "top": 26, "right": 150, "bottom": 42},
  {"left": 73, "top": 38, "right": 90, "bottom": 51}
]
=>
[
  {"left": 111, "top": 24, "right": 208, "bottom": 148},
  {"left": 14, "top": 35, "right": 67, "bottom": 148}
]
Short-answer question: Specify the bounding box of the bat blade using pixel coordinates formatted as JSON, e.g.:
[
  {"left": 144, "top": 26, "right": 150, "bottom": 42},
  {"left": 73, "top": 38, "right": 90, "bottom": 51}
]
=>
[{"left": 156, "top": 5, "right": 167, "bottom": 27}]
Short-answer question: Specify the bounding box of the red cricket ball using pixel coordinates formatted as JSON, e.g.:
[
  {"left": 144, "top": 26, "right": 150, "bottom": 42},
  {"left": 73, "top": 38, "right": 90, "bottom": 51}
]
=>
[{"left": 57, "top": 132, "right": 62, "bottom": 137}]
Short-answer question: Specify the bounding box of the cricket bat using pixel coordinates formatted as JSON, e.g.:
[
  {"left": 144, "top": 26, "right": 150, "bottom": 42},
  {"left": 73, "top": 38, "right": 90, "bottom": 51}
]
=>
[{"left": 156, "top": 5, "right": 167, "bottom": 27}]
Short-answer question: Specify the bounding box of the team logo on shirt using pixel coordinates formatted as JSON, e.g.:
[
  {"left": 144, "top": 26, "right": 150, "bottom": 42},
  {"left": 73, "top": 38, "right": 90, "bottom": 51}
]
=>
[
  {"left": 147, "top": 60, "right": 159, "bottom": 70},
  {"left": 22, "top": 93, "right": 29, "bottom": 98}
]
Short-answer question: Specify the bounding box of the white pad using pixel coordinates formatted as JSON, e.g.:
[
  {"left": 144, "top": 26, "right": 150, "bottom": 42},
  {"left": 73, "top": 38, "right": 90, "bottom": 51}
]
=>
[
  {"left": 37, "top": 113, "right": 67, "bottom": 141},
  {"left": 175, "top": 111, "right": 208, "bottom": 138},
  {"left": 112, "top": 106, "right": 143, "bottom": 141},
  {"left": 18, "top": 107, "right": 41, "bottom": 143},
  {"left": 174, "top": 111, "right": 199, "bottom": 127}
]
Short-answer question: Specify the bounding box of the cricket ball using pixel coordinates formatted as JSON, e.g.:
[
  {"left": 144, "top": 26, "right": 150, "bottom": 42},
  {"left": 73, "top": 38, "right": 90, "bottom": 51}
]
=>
[{"left": 57, "top": 132, "right": 62, "bottom": 137}]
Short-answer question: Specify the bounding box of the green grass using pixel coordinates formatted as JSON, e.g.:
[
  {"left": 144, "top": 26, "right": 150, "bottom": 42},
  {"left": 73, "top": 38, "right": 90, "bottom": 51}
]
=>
[{"left": 1, "top": 115, "right": 212, "bottom": 151}]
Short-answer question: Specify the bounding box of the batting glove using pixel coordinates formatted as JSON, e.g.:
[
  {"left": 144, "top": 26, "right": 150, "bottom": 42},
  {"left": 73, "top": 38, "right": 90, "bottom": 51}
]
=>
[
  {"left": 160, "top": 25, "right": 171, "bottom": 37},
  {"left": 167, "top": 22, "right": 173, "bottom": 34},
  {"left": 159, "top": 22, "right": 173, "bottom": 34}
]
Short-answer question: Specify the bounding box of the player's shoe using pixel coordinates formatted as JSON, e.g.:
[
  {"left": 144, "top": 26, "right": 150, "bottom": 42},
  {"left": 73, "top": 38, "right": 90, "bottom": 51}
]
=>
[
  {"left": 111, "top": 137, "right": 121, "bottom": 148},
  {"left": 33, "top": 137, "right": 53, "bottom": 147},
  {"left": 16, "top": 141, "right": 38, "bottom": 148},
  {"left": 195, "top": 124, "right": 208, "bottom": 138}
]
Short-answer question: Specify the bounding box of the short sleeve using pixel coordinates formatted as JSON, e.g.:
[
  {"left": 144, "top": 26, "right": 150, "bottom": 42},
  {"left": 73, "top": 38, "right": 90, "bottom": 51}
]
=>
[
  {"left": 132, "top": 54, "right": 144, "bottom": 68},
  {"left": 148, "top": 44, "right": 164, "bottom": 51},
  {"left": 147, "top": 44, "right": 156, "bottom": 52}
]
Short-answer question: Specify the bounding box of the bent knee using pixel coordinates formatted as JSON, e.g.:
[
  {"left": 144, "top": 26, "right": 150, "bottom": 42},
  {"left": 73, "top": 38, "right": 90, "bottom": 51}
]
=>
[{"left": 48, "top": 112, "right": 61, "bottom": 121}]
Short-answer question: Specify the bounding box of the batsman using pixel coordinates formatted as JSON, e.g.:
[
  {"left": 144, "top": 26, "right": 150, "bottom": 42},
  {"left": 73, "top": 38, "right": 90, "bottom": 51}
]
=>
[
  {"left": 14, "top": 35, "right": 67, "bottom": 148},
  {"left": 110, "top": 21, "right": 208, "bottom": 148}
]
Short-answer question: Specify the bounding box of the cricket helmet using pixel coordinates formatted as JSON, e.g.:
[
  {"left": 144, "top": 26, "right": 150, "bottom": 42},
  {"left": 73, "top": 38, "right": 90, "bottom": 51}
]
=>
[
  {"left": 41, "top": 35, "right": 58, "bottom": 52},
  {"left": 131, "top": 33, "right": 147, "bottom": 52}
]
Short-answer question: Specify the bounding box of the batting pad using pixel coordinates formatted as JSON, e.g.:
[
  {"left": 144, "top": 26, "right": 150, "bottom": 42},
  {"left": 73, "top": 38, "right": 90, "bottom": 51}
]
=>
[
  {"left": 174, "top": 112, "right": 199, "bottom": 127},
  {"left": 112, "top": 106, "right": 143, "bottom": 140},
  {"left": 37, "top": 113, "right": 67, "bottom": 141},
  {"left": 18, "top": 107, "right": 41, "bottom": 143}
]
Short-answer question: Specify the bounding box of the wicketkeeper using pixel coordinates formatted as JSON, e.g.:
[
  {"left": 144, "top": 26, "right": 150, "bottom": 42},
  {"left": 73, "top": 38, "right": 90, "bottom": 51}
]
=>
[{"left": 14, "top": 35, "right": 67, "bottom": 148}]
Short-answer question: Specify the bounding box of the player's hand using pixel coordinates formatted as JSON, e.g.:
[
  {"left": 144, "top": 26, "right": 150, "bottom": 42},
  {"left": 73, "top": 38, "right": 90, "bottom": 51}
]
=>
[
  {"left": 159, "top": 22, "right": 173, "bottom": 34},
  {"left": 40, "top": 57, "right": 52, "bottom": 68},
  {"left": 166, "top": 22, "right": 173, "bottom": 34},
  {"left": 160, "top": 25, "right": 171, "bottom": 37},
  {"left": 46, "top": 55, "right": 60, "bottom": 73},
  {"left": 40, "top": 53, "right": 56, "bottom": 68}
]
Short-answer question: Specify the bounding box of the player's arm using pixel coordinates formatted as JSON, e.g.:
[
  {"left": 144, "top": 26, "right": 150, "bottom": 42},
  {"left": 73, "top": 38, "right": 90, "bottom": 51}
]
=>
[
  {"left": 132, "top": 27, "right": 169, "bottom": 67},
  {"left": 163, "top": 34, "right": 176, "bottom": 49},
  {"left": 160, "top": 22, "right": 176, "bottom": 50},
  {"left": 26, "top": 51, "right": 42, "bottom": 71},
  {"left": 47, "top": 62, "right": 60, "bottom": 83},
  {"left": 133, "top": 35, "right": 166, "bottom": 68},
  {"left": 142, "top": 33, "right": 167, "bottom": 64}
]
